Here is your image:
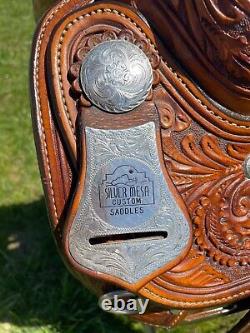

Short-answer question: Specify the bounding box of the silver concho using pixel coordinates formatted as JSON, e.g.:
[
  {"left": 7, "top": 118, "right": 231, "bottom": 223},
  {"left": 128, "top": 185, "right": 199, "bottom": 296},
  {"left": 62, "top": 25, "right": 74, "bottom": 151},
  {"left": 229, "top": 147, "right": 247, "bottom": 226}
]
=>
[
  {"left": 80, "top": 40, "right": 153, "bottom": 113},
  {"left": 244, "top": 155, "right": 250, "bottom": 179}
]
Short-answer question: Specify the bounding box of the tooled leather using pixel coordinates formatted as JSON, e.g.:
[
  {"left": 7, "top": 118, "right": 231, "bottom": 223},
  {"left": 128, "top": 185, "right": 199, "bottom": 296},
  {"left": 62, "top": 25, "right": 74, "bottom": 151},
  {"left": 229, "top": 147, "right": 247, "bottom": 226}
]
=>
[
  {"left": 122, "top": 0, "right": 250, "bottom": 116},
  {"left": 31, "top": 0, "right": 250, "bottom": 310},
  {"left": 32, "top": 0, "right": 70, "bottom": 226},
  {"left": 52, "top": 3, "right": 250, "bottom": 273},
  {"left": 142, "top": 288, "right": 250, "bottom": 308},
  {"left": 157, "top": 68, "right": 250, "bottom": 131},
  {"left": 168, "top": 0, "right": 250, "bottom": 90},
  {"left": 31, "top": 0, "right": 94, "bottom": 228},
  {"left": 133, "top": 310, "right": 188, "bottom": 329},
  {"left": 51, "top": 6, "right": 161, "bottom": 162},
  {"left": 53, "top": 5, "right": 250, "bottom": 164}
]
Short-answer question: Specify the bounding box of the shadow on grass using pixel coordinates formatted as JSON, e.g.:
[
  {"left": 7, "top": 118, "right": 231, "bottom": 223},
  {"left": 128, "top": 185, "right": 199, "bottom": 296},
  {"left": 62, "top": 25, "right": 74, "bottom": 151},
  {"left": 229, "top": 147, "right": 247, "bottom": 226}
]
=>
[
  {"left": 0, "top": 199, "right": 245, "bottom": 333},
  {"left": 0, "top": 199, "right": 139, "bottom": 333}
]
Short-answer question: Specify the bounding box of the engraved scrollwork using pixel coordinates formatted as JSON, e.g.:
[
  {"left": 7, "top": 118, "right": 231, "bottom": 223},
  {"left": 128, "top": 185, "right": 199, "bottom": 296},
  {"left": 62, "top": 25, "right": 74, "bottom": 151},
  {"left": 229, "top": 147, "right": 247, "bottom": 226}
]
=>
[
  {"left": 80, "top": 39, "right": 153, "bottom": 113},
  {"left": 68, "top": 28, "right": 160, "bottom": 108},
  {"left": 161, "top": 249, "right": 229, "bottom": 287},
  {"left": 155, "top": 87, "right": 191, "bottom": 132},
  {"left": 91, "top": 123, "right": 157, "bottom": 166},
  {"left": 69, "top": 123, "right": 191, "bottom": 283},
  {"left": 163, "top": 130, "right": 250, "bottom": 266}
]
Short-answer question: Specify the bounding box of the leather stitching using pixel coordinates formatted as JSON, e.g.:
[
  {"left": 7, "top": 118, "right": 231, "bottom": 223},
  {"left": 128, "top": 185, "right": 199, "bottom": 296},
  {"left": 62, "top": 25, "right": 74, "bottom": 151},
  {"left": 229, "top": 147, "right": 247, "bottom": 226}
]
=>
[
  {"left": 35, "top": 0, "right": 250, "bottom": 306},
  {"left": 34, "top": 0, "right": 71, "bottom": 222},
  {"left": 169, "top": 310, "right": 186, "bottom": 327},
  {"left": 165, "top": 68, "right": 250, "bottom": 129},
  {"left": 57, "top": 7, "right": 250, "bottom": 130},
  {"left": 56, "top": 8, "right": 148, "bottom": 137},
  {"left": 57, "top": 41, "right": 75, "bottom": 135},
  {"left": 143, "top": 287, "right": 250, "bottom": 306}
]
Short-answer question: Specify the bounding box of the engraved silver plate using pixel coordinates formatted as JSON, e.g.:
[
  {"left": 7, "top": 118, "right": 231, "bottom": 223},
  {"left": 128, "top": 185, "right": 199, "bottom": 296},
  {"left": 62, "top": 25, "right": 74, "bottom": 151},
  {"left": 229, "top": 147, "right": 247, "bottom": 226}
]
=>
[
  {"left": 244, "top": 155, "right": 250, "bottom": 179},
  {"left": 93, "top": 160, "right": 160, "bottom": 228},
  {"left": 69, "top": 122, "right": 191, "bottom": 284},
  {"left": 80, "top": 40, "right": 153, "bottom": 113}
]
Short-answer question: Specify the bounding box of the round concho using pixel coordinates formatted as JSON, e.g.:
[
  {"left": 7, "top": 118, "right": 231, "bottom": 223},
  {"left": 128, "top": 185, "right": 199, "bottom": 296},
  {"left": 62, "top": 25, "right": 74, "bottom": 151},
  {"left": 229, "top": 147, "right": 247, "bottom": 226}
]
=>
[
  {"left": 80, "top": 40, "right": 153, "bottom": 113},
  {"left": 244, "top": 155, "right": 250, "bottom": 179}
]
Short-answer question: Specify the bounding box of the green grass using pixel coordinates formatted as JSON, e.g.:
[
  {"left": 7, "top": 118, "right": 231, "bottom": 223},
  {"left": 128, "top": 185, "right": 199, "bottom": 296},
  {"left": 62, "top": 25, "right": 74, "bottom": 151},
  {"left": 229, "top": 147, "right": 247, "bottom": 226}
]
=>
[{"left": 0, "top": 1, "right": 245, "bottom": 332}]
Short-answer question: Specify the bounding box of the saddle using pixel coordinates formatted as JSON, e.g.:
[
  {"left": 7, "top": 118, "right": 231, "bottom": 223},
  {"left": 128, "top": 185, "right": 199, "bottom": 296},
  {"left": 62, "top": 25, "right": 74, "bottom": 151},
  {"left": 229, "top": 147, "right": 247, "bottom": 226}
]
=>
[{"left": 30, "top": 0, "right": 250, "bottom": 329}]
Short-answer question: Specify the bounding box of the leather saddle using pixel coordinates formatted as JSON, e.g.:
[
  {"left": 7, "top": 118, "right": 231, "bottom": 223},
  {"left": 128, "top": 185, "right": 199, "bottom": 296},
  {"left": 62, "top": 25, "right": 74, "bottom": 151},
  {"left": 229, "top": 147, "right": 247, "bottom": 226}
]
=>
[{"left": 30, "top": 0, "right": 250, "bottom": 329}]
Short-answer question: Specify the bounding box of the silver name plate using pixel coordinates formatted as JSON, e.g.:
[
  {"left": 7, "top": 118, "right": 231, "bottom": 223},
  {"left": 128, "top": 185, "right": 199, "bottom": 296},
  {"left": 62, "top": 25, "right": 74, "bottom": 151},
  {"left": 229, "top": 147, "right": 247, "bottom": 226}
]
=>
[
  {"left": 69, "top": 122, "right": 191, "bottom": 284},
  {"left": 93, "top": 160, "right": 160, "bottom": 228}
]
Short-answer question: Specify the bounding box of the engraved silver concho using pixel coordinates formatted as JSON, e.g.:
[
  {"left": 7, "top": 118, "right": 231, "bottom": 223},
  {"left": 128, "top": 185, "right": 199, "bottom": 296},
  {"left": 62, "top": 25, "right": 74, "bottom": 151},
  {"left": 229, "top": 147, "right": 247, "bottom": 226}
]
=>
[
  {"left": 244, "top": 155, "right": 250, "bottom": 179},
  {"left": 80, "top": 40, "right": 153, "bottom": 113}
]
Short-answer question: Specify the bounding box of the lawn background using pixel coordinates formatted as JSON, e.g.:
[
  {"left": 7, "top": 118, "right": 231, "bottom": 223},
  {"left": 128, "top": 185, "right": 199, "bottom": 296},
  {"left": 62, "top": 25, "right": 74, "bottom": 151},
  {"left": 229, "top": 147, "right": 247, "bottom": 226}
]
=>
[{"left": 0, "top": 0, "right": 246, "bottom": 332}]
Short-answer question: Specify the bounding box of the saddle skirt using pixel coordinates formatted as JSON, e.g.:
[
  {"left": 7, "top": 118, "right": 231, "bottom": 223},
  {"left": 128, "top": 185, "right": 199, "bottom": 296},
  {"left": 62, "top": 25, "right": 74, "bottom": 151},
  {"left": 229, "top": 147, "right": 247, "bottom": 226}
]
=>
[{"left": 30, "top": 0, "right": 250, "bottom": 328}]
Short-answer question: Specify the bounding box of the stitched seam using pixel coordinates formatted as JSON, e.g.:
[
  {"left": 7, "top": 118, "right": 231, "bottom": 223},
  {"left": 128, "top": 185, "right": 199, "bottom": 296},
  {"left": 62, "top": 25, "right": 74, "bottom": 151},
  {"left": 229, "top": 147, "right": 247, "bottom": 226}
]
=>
[
  {"left": 57, "top": 7, "right": 250, "bottom": 130},
  {"left": 57, "top": 8, "right": 158, "bottom": 135},
  {"left": 168, "top": 310, "right": 185, "bottom": 328},
  {"left": 34, "top": 1, "right": 71, "bottom": 221},
  {"left": 165, "top": 67, "right": 250, "bottom": 129},
  {"left": 36, "top": 1, "right": 249, "bottom": 304},
  {"left": 144, "top": 287, "right": 250, "bottom": 306},
  {"left": 57, "top": 41, "right": 75, "bottom": 135}
]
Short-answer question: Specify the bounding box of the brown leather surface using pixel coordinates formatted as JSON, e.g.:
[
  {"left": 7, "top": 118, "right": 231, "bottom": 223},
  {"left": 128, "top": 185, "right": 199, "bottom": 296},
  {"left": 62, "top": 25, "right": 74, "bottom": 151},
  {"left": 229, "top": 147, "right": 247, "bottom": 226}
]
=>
[
  {"left": 30, "top": 0, "right": 250, "bottom": 328},
  {"left": 121, "top": 0, "right": 250, "bottom": 116}
]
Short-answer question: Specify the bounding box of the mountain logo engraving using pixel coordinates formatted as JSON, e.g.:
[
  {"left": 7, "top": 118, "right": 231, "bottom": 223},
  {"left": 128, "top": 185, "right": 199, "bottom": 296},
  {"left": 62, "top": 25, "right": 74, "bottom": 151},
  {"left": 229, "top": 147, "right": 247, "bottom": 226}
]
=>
[{"left": 99, "top": 165, "right": 155, "bottom": 212}]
